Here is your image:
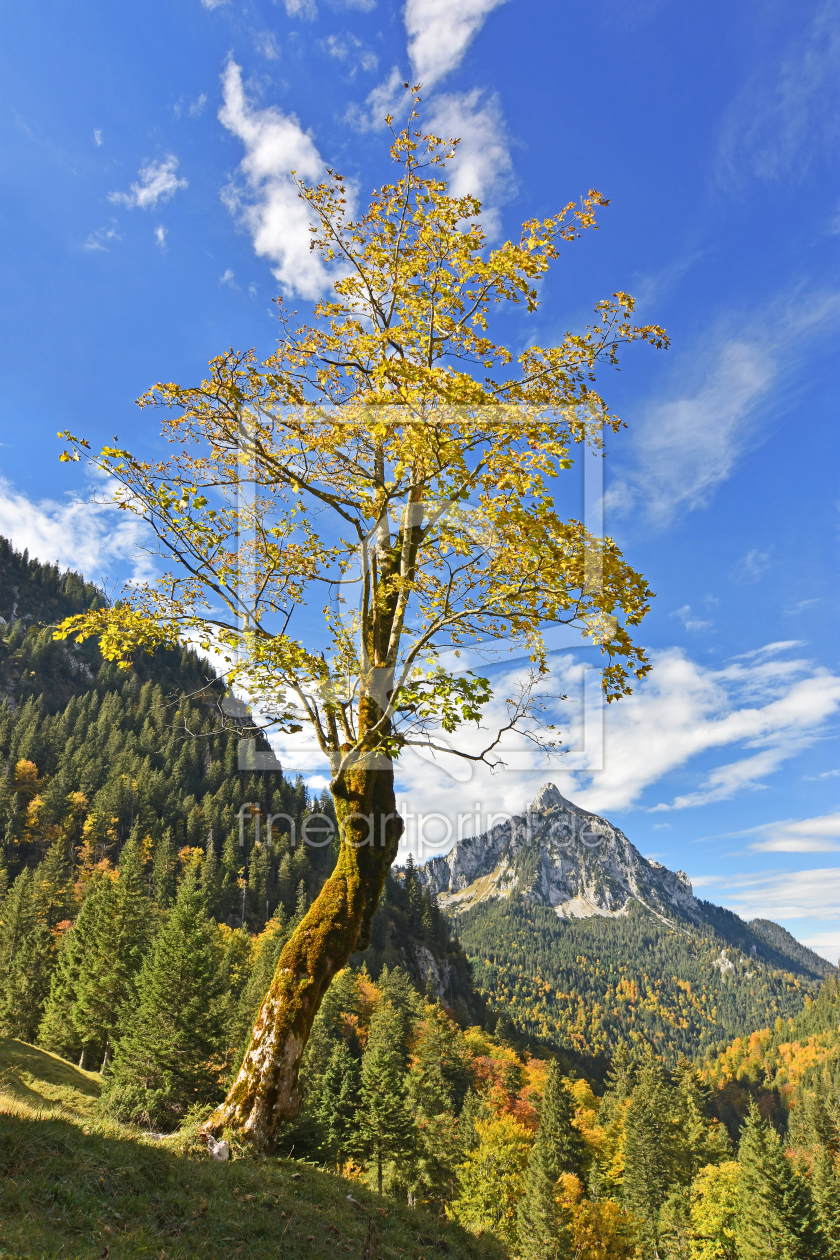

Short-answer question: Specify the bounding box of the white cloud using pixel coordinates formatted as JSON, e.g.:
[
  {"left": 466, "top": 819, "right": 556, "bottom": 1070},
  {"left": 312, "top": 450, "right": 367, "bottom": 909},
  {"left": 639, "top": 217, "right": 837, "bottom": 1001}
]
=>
[
  {"left": 83, "top": 221, "right": 121, "bottom": 251},
  {"left": 699, "top": 868, "right": 840, "bottom": 924},
  {"left": 108, "top": 155, "right": 188, "bottom": 210},
  {"left": 347, "top": 67, "right": 407, "bottom": 132},
  {"left": 189, "top": 93, "right": 208, "bottom": 118},
  {"left": 405, "top": 0, "right": 508, "bottom": 89},
  {"left": 201, "top": 0, "right": 229, "bottom": 9},
  {"left": 93, "top": 129, "right": 103, "bottom": 146},
  {"left": 426, "top": 89, "right": 515, "bottom": 233},
  {"left": 284, "top": 0, "right": 317, "bottom": 17},
  {"left": 800, "top": 930, "right": 840, "bottom": 964},
  {"left": 670, "top": 603, "right": 712, "bottom": 632},
  {"left": 154, "top": 225, "right": 167, "bottom": 248},
  {"left": 219, "top": 268, "right": 237, "bottom": 287},
  {"left": 335, "top": 0, "right": 376, "bottom": 9},
  {"left": 746, "top": 812, "right": 840, "bottom": 853},
  {"left": 324, "top": 33, "right": 378, "bottom": 75},
  {"left": 255, "top": 31, "right": 281, "bottom": 60},
  {"left": 719, "top": 0, "right": 840, "bottom": 187},
  {"left": 607, "top": 289, "right": 840, "bottom": 525},
  {"left": 218, "top": 59, "right": 346, "bottom": 299},
  {"left": 0, "top": 478, "right": 152, "bottom": 583}
]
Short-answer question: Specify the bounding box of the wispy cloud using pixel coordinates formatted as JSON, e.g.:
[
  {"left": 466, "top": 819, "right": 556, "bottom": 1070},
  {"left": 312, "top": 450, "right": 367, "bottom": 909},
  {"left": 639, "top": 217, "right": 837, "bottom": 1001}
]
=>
[
  {"left": 271, "top": 641, "right": 840, "bottom": 850},
  {"left": 283, "top": 0, "right": 317, "bottom": 18},
  {"left": 745, "top": 812, "right": 840, "bottom": 853},
  {"left": 698, "top": 867, "right": 840, "bottom": 923},
  {"left": 93, "top": 129, "right": 103, "bottom": 146},
  {"left": 0, "top": 477, "right": 151, "bottom": 583},
  {"left": 347, "top": 67, "right": 407, "bottom": 131},
  {"left": 108, "top": 155, "right": 188, "bottom": 210},
  {"left": 426, "top": 89, "right": 514, "bottom": 234},
  {"left": 607, "top": 288, "right": 840, "bottom": 525},
  {"left": 405, "top": 0, "right": 508, "bottom": 89},
  {"left": 719, "top": 0, "right": 840, "bottom": 187},
  {"left": 218, "top": 59, "right": 346, "bottom": 299},
  {"left": 255, "top": 31, "right": 281, "bottom": 61},
  {"left": 83, "top": 221, "right": 121, "bottom": 251},
  {"left": 200, "top": 0, "right": 229, "bottom": 9},
  {"left": 154, "top": 225, "right": 167, "bottom": 248},
  {"left": 670, "top": 604, "right": 712, "bottom": 633},
  {"left": 324, "top": 33, "right": 378, "bottom": 76}
]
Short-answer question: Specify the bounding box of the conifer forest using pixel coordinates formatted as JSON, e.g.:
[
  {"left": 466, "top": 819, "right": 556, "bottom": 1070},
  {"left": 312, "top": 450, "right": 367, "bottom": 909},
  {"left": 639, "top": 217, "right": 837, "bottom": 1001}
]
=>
[{"left": 1, "top": 535, "right": 839, "bottom": 1259}]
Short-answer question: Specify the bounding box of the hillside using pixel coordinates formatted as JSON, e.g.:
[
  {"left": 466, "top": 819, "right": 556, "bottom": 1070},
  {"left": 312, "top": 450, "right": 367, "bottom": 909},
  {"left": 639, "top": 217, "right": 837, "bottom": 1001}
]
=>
[
  {"left": 0, "top": 1037, "right": 504, "bottom": 1260},
  {"left": 415, "top": 784, "right": 830, "bottom": 1062}
]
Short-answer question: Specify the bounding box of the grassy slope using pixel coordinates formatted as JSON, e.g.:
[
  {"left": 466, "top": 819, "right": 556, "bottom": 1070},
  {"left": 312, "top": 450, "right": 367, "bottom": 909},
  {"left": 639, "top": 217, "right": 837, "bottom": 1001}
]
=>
[{"left": 0, "top": 1039, "right": 507, "bottom": 1260}]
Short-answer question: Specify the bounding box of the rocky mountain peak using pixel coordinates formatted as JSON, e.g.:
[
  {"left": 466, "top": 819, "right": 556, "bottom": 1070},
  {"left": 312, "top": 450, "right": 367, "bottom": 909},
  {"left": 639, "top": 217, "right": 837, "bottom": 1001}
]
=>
[{"left": 415, "top": 785, "right": 700, "bottom": 924}]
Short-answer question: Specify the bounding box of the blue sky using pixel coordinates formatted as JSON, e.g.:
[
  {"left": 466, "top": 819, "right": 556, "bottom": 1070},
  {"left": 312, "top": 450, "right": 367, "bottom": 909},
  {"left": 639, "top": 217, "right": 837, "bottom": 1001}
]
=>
[{"left": 1, "top": 0, "right": 839, "bottom": 955}]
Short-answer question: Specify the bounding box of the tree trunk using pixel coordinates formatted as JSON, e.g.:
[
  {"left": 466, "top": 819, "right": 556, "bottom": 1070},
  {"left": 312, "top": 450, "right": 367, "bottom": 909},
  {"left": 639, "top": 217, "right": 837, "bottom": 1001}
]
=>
[
  {"left": 204, "top": 764, "right": 402, "bottom": 1152},
  {"left": 78, "top": 1046, "right": 87, "bottom": 1071}
]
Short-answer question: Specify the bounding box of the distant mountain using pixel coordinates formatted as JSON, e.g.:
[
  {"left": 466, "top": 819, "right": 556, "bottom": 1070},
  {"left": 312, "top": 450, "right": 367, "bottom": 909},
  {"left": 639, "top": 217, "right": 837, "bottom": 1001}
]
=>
[{"left": 413, "top": 784, "right": 831, "bottom": 1061}]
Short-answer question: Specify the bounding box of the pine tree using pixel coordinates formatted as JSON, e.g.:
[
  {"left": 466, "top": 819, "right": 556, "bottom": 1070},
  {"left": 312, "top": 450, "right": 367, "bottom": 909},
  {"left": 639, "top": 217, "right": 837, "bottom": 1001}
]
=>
[
  {"left": 33, "top": 836, "right": 75, "bottom": 928},
  {"left": 620, "top": 1052, "right": 679, "bottom": 1255},
  {"left": 71, "top": 838, "right": 150, "bottom": 1069},
  {"left": 38, "top": 888, "right": 99, "bottom": 1063},
  {"left": 812, "top": 1145, "right": 840, "bottom": 1259},
  {"left": 152, "top": 828, "right": 177, "bottom": 909},
  {"left": 355, "top": 998, "right": 416, "bottom": 1195},
  {"left": 735, "top": 1102, "right": 827, "bottom": 1260},
  {"left": 293, "top": 879, "right": 309, "bottom": 922},
  {"left": 314, "top": 1039, "right": 361, "bottom": 1170},
  {"left": 0, "top": 867, "right": 54, "bottom": 1040},
  {"left": 102, "top": 868, "right": 225, "bottom": 1128},
  {"left": 200, "top": 831, "right": 219, "bottom": 911},
  {"left": 516, "top": 1060, "right": 580, "bottom": 1260}
]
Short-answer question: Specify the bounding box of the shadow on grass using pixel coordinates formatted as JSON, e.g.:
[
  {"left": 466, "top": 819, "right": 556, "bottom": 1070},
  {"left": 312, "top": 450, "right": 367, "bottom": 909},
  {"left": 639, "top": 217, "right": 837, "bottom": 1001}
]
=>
[
  {"left": 0, "top": 1109, "right": 509, "bottom": 1260},
  {"left": 0, "top": 1037, "right": 101, "bottom": 1120}
]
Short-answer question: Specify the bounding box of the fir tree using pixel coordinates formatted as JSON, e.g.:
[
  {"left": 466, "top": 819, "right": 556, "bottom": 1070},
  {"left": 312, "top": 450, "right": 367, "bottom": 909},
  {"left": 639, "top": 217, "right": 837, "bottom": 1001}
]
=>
[
  {"left": 33, "top": 836, "right": 75, "bottom": 928},
  {"left": 620, "top": 1053, "right": 679, "bottom": 1255},
  {"left": 355, "top": 998, "right": 416, "bottom": 1195},
  {"left": 101, "top": 868, "right": 225, "bottom": 1128},
  {"left": 314, "top": 1039, "right": 361, "bottom": 1170},
  {"left": 38, "top": 888, "right": 100, "bottom": 1063},
  {"left": 200, "top": 831, "right": 219, "bottom": 910},
  {"left": 735, "top": 1102, "right": 827, "bottom": 1260},
  {"left": 812, "top": 1145, "right": 840, "bottom": 1259},
  {"left": 0, "top": 867, "right": 54, "bottom": 1040},
  {"left": 152, "top": 828, "right": 177, "bottom": 909},
  {"left": 516, "top": 1060, "right": 580, "bottom": 1260},
  {"left": 71, "top": 838, "right": 150, "bottom": 1069}
]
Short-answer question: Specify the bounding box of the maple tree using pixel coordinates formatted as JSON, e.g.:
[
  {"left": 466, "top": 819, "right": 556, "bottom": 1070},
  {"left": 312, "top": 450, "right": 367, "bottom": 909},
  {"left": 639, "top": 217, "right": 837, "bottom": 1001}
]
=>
[{"left": 56, "top": 95, "right": 666, "bottom": 1150}]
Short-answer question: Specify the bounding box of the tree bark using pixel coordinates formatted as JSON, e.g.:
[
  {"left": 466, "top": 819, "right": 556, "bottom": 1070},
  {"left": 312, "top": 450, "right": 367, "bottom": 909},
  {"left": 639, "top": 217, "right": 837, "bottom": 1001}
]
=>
[{"left": 203, "top": 763, "right": 403, "bottom": 1152}]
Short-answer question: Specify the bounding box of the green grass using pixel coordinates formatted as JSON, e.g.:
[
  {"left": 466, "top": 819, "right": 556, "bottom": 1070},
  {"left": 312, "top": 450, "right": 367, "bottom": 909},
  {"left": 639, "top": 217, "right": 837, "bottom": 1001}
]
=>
[{"left": 0, "top": 1039, "right": 507, "bottom": 1260}]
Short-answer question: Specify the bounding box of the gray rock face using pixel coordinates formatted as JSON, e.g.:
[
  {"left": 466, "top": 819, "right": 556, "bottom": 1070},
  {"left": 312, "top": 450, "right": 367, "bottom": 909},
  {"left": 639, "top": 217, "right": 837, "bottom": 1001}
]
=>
[{"left": 414, "top": 783, "right": 699, "bottom": 923}]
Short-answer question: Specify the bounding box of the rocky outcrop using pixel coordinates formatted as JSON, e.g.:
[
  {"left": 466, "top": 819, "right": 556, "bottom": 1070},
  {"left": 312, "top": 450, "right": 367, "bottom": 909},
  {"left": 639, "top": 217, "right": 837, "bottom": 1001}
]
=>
[{"left": 415, "top": 783, "right": 700, "bottom": 924}]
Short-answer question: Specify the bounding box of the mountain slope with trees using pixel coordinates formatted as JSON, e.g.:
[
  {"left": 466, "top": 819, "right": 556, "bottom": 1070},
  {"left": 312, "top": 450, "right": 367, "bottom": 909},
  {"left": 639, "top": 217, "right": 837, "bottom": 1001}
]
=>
[{"left": 415, "top": 785, "right": 830, "bottom": 1065}]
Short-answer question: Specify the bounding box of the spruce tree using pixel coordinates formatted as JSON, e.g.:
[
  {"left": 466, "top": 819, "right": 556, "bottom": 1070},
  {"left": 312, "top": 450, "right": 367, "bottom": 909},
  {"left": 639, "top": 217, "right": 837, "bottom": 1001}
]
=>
[
  {"left": 34, "top": 836, "right": 75, "bottom": 928},
  {"left": 0, "top": 867, "right": 54, "bottom": 1041},
  {"left": 314, "top": 1039, "right": 361, "bottom": 1170},
  {"left": 152, "top": 828, "right": 177, "bottom": 909},
  {"left": 812, "top": 1145, "right": 840, "bottom": 1259},
  {"left": 355, "top": 998, "right": 416, "bottom": 1195},
  {"left": 71, "top": 838, "right": 150, "bottom": 1069},
  {"left": 735, "top": 1101, "right": 827, "bottom": 1260},
  {"left": 102, "top": 868, "right": 225, "bottom": 1128},
  {"left": 38, "top": 888, "right": 97, "bottom": 1063},
  {"left": 200, "top": 831, "right": 219, "bottom": 912},
  {"left": 516, "top": 1060, "right": 580, "bottom": 1260},
  {"left": 620, "top": 1052, "right": 679, "bottom": 1255}
]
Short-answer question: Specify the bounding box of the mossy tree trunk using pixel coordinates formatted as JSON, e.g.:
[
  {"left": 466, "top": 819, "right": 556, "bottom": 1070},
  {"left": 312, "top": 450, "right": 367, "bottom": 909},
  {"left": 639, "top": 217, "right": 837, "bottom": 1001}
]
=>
[{"left": 204, "top": 762, "right": 403, "bottom": 1152}]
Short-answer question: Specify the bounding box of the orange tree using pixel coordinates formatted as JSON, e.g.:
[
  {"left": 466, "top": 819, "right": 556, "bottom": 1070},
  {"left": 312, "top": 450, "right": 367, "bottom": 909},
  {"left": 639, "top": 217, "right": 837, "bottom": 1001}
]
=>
[{"left": 56, "top": 98, "right": 666, "bottom": 1151}]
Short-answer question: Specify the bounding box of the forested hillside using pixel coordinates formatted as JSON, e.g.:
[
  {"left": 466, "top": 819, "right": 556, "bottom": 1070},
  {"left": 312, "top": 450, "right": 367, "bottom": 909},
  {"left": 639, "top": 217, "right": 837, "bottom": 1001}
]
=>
[
  {"left": 0, "top": 537, "right": 482, "bottom": 1054},
  {"left": 454, "top": 896, "right": 826, "bottom": 1065}
]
